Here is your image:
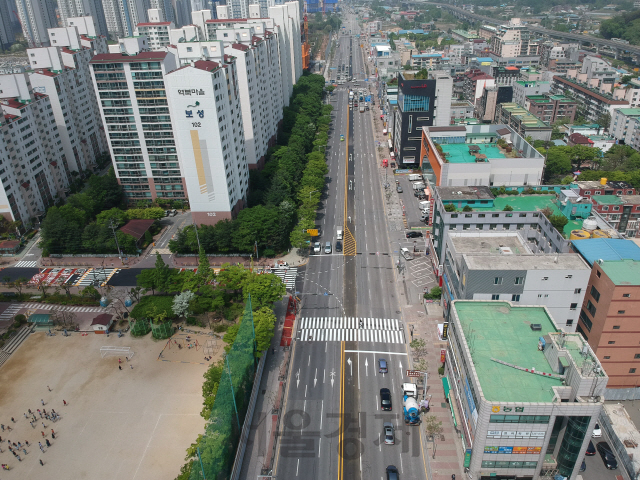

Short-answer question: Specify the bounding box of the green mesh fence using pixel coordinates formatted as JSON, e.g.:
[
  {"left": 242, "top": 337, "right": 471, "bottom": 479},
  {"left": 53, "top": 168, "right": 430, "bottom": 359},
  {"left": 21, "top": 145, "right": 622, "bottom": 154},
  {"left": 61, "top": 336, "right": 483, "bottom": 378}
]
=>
[
  {"left": 151, "top": 321, "right": 174, "bottom": 340},
  {"left": 130, "top": 319, "right": 151, "bottom": 337},
  {"left": 191, "top": 295, "right": 256, "bottom": 480}
]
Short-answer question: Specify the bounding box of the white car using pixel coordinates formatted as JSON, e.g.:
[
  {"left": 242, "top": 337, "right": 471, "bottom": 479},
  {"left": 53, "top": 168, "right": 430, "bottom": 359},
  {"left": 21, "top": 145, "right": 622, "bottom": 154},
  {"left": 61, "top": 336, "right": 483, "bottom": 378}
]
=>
[
  {"left": 592, "top": 423, "right": 601, "bottom": 438},
  {"left": 313, "top": 242, "right": 321, "bottom": 254}
]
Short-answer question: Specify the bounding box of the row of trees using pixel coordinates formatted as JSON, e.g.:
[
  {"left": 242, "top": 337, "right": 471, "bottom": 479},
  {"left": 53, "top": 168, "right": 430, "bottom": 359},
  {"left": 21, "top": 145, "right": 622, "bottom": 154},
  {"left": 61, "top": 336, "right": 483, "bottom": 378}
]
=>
[
  {"left": 169, "top": 74, "right": 331, "bottom": 255},
  {"left": 600, "top": 10, "right": 640, "bottom": 45}
]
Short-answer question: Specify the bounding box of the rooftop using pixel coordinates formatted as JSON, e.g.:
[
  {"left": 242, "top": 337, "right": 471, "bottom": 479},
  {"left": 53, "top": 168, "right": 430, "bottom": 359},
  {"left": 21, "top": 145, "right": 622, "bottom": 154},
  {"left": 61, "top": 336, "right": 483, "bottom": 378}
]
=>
[
  {"left": 450, "top": 232, "right": 531, "bottom": 255},
  {"left": 437, "top": 185, "right": 494, "bottom": 201},
  {"left": 439, "top": 143, "right": 507, "bottom": 163},
  {"left": 90, "top": 51, "right": 168, "bottom": 63},
  {"left": 571, "top": 238, "right": 640, "bottom": 266},
  {"left": 500, "top": 103, "right": 551, "bottom": 128},
  {"left": 592, "top": 195, "right": 623, "bottom": 206},
  {"left": 599, "top": 259, "right": 640, "bottom": 286},
  {"left": 615, "top": 108, "right": 640, "bottom": 117},
  {"left": 465, "top": 253, "right": 590, "bottom": 271},
  {"left": 453, "top": 301, "right": 561, "bottom": 403}
]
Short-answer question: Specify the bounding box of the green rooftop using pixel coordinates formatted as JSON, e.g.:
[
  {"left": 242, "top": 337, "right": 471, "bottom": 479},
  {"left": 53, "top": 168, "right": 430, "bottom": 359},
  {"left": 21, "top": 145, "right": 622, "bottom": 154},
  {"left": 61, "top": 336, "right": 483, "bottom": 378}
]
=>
[
  {"left": 471, "top": 195, "right": 582, "bottom": 237},
  {"left": 500, "top": 103, "right": 550, "bottom": 128},
  {"left": 592, "top": 195, "right": 623, "bottom": 206},
  {"left": 616, "top": 108, "right": 640, "bottom": 117},
  {"left": 454, "top": 301, "right": 561, "bottom": 402},
  {"left": 599, "top": 259, "right": 640, "bottom": 286},
  {"left": 440, "top": 143, "right": 506, "bottom": 163},
  {"left": 452, "top": 29, "right": 480, "bottom": 39}
]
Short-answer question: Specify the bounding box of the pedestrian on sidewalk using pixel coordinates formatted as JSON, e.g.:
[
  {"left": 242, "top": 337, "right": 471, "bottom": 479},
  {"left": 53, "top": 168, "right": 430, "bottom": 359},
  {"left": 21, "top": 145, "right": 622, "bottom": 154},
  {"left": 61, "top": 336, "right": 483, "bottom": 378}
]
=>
[
  {"left": 63, "top": 400, "right": 66, "bottom": 406},
  {"left": 47, "top": 386, "right": 51, "bottom": 392},
  {"left": 41, "top": 431, "right": 45, "bottom": 438},
  {"left": 45, "top": 439, "right": 50, "bottom": 447},
  {"left": 40, "top": 459, "right": 44, "bottom": 466},
  {"left": 41, "top": 399, "right": 45, "bottom": 406}
]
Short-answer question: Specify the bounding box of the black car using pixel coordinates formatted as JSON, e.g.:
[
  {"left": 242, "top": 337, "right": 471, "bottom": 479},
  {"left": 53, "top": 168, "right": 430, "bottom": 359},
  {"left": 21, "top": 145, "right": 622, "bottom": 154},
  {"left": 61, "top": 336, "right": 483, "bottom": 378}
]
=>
[
  {"left": 406, "top": 231, "right": 423, "bottom": 238},
  {"left": 380, "top": 388, "right": 392, "bottom": 411},
  {"left": 597, "top": 441, "right": 618, "bottom": 469},
  {"left": 335, "top": 240, "right": 342, "bottom": 252},
  {"left": 586, "top": 440, "right": 596, "bottom": 456},
  {"left": 396, "top": 185, "right": 403, "bottom": 193},
  {"left": 386, "top": 465, "right": 399, "bottom": 480}
]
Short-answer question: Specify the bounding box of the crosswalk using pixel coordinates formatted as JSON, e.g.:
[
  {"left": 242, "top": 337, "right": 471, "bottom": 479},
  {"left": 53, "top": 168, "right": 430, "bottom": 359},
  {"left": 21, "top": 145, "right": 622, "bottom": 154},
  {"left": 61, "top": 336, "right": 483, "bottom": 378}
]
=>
[
  {"left": 74, "top": 268, "right": 118, "bottom": 286},
  {"left": 151, "top": 248, "right": 171, "bottom": 255},
  {"left": 14, "top": 260, "right": 37, "bottom": 267},
  {"left": 297, "top": 317, "right": 405, "bottom": 344},
  {"left": 21, "top": 303, "right": 107, "bottom": 313},
  {"left": 271, "top": 267, "right": 298, "bottom": 290},
  {"left": 0, "top": 304, "right": 22, "bottom": 322}
]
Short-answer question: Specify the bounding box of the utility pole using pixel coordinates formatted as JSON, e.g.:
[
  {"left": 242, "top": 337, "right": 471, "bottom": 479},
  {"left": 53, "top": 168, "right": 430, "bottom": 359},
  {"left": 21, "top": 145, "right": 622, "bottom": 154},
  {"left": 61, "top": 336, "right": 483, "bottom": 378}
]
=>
[
  {"left": 193, "top": 220, "right": 201, "bottom": 251},
  {"left": 108, "top": 219, "right": 123, "bottom": 261}
]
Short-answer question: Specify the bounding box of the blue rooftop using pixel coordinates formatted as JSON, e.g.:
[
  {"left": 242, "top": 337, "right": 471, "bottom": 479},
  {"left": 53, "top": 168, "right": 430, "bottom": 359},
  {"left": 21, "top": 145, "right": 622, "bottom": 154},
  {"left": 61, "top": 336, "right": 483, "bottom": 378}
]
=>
[
  {"left": 413, "top": 53, "right": 445, "bottom": 58},
  {"left": 398, "top": 29, "right": 425, "bottom": 35},
  {"left": 572, "top": 239, "right": 640, "bottom": 266},
  {"left": 475, "top": 57, "right": 493, "bottom": 63}
]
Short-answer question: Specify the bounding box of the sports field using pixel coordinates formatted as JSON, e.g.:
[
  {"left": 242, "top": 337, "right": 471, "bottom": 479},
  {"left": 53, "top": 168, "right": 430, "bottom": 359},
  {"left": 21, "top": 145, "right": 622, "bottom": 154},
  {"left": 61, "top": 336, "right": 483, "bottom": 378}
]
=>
[{"left": 0, "top": 331, "right": 213, "bottom": 480}]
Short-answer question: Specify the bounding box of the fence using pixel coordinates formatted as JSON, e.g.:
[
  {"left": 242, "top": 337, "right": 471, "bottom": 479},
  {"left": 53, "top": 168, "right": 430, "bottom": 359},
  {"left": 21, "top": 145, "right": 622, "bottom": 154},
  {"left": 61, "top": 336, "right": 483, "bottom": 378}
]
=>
[
  {"left": 191, "top": 296, "right": 256, "bottom": 480},
  {"left": 48, "top": 253, "right": 140, "bottom": 258},
  {"left": 604, "top": 387, "right": 640, "bottom": 401},
  {"left": 600, "top": 407, "right": 638, "bottom": 480}
]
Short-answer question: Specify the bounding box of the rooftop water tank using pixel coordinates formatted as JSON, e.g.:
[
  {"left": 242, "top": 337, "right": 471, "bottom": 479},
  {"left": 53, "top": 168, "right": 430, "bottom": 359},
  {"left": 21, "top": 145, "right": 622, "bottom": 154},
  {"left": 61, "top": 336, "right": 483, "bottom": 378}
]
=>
[
  {"left": 570, "top": 230, "right": 591, "bottom": 240},
  {"left": 591, "top": 229, "right": 610, "bottom": 239},
  {"left": 582, "top": 217, "right": 598, "bottom": 231}
]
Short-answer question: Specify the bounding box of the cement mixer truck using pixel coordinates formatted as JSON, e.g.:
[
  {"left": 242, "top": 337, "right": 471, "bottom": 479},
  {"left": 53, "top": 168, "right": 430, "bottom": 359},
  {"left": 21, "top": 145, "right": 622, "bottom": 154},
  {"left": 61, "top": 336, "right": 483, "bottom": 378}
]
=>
[{"left": 402, "top": 383, "right": 421, "bottom": 426}]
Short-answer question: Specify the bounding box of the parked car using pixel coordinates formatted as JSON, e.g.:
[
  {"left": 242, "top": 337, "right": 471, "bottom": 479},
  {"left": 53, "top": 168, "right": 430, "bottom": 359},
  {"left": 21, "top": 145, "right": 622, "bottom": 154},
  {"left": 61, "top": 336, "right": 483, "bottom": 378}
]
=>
[
  {"left": 324, "top": 242, "right": 332, "bottom": 254},
  {"left": 585, "top": 441, "right": 596, "bottom": 456},
  {"left": 378, "top": 358, "right": 388, "bottom": 373},
  {"left": 386, "top": 465, "right": 399, "bottom": 480},
  {"left": 335, "top": 240, "right": 342, "bottom": 252},
  {"left": 313, "top": 242, "right": 321, "bottom": 253},
  {"left": 380, "top": 387, "right": 392, "bottom": 411},
  {"left": 597, "top": 441, "right": 618, "bottom": 469},
  {"left": 406, "top": 231, "right": 423, "bottom": 238},
  {"left": 383, "top": 422, "right": 395, "bottom": 445},
  {"left": 396, "top": 185, "right": 403, "bottom": 193},
  {"left": 592, "top": 423, "right": 601, "bottom": 438}
]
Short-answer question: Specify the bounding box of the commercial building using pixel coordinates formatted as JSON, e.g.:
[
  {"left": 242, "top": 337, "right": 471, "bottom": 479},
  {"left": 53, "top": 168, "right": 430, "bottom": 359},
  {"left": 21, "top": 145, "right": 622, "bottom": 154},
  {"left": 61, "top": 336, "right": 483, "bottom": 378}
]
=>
[
  {"left": 440, "top": 232, "right": 590, "bottom": 331},
  {"left": 14, "top": 0, "right": 57, "bottom": 47},
  {"left": 0, "top": 73, "right": 70, "bottom": 227},
  {"left": 490, "top": 66, "right": 520, "bottom": 87},
  {"left": 27, "top": 25, "right": 108, "bottom": 173},
  {"left": 410, "top": 53, "right": 450, "bottom": 71},
  {"left": 445, "top": 300, "right": 607, "bottom": 479},
  {"left": 392, "top": 72, "right": 453, "bottom": 166},
  {"left": 134, "top": 9, "right": 175, "bottom": 51},
  {"left": 552, "top": 75, "right": 629, "bottom": 124},
  {"left": 420, "top": 125, "right": 544, "bottom": 188},
  {"left": 611, "top": 108, "right": 640, "bottom": 149},
  {"left": 165, "top": 60, "right": 249, "bottom": 225},
  {"left": 513, "top": 80, "right": 551, "bottom": 108},
  {"left": 56, "top": 0, "right": 109, "bottom": 37},
  {"left": 526, "top": 94, "right": 577, "bottom": 124},
  {"left": 495, "top": 103, "right": 552, "bottom": 142},
  {"left": 576, "top": 258, "right": 640, "bottom": 389},
  {"left": 450, "top": 29, "right": 479, "bottom": 42},
  {"left": 475, "top": 86, "right": 512, "bottom": 123},
  {"left": 449, "top": 100, "right": 474, "bottom": 123}
]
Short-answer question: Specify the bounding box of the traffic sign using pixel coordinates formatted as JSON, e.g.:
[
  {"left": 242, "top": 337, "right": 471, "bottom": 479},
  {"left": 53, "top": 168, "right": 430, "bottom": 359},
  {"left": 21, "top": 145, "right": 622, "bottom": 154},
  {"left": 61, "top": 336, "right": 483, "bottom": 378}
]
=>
[
  {"left": 305, "top": 229, "right": 319, "bottom": 236},
  {"left": 406, "top": 370, "right": 421, "bottom": 378}
]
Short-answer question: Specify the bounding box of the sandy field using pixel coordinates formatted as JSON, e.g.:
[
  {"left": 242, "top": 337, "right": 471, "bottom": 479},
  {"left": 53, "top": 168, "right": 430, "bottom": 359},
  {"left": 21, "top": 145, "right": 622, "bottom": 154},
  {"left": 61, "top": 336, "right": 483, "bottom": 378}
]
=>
[{"left": 0, "top": 329, "right": 223, "bottom": 480}]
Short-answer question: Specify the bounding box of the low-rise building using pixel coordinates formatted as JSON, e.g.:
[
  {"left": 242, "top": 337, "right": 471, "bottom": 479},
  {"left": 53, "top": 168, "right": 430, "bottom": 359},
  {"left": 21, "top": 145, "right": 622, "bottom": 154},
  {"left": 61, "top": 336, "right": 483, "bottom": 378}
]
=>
[
  {"left": 590, "top": 195, "right": 640, "bottom": 238},
  {"left": 440, "top": 232, "right": 590, "bottom": 331},
  {"left": 495, "top": 103, "right": 553, "bottom": 141},
  {"left": 526, "top": 94, "right": 577, "bottom": 124},
  {"left": 476, "top": 85, "right": 513, "bottom": 123},
  {"left": 445, "top": 300, "right": 607, "bottom": 479},
  {"left": 410, "top": 53, "right": 450, "bottom": 71},
  {"left": 571, "top": 180, "right": 635, "bottom": 199},
  {"left": 513, "top": 80, "right": 551, "bottom": 107},
  {"left": 552, "top": 75, "right": 629, "bottom": 124},
  {"left": 449, "top": 100, "right": 474, "bottom": 123}
]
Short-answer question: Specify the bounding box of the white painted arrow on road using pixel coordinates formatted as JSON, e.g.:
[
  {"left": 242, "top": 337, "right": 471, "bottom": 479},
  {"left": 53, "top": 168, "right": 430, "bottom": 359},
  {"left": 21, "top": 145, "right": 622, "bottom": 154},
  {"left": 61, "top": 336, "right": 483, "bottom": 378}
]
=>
[
  {"left": 330, "top": 369, "right": 336, "bottom": 387},
  {"left": 347, "top": 357, "right": 352, "bottom": 377},
  {"left": 296, "top": 368, "right": 300, "bottom": 388},
  {"left": 314, "top": 368, "right": 318, "bottom": 388},
  {"left": 399, "top": 361, "right": 403, "bottom": 376},
  {"left": 365, "top": 358, "right": 368, "bottom": 376}
]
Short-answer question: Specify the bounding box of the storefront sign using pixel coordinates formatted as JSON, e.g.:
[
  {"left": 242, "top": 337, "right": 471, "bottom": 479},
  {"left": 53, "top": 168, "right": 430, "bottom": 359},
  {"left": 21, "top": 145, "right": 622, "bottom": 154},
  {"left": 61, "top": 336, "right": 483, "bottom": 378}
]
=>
[
  {"left": 492, "top": 406, "right": 525, "bottom": 413},
  {"left": 440, "top": 349, "right": 446, "bottom": 363},
  {"left": 487, "top": 431, "right": 546, "bottom": 439},
  {"left": 464, "top": 449, "right": 472, "bottom": 468},
  {"left": 484, "top": 446, "right": 542, "bottom": 454},
  {"left": 442, "top": 322, "right": 448, "bottom": 339}
]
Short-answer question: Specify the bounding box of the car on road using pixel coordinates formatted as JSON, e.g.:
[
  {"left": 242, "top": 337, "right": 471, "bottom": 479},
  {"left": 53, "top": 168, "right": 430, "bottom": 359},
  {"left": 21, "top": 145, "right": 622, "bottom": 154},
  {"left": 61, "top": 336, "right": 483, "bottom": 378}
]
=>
[
  {"left": 325, "top": 242, "right": 332, "bottom": 254},
  {"left": 313, "top": 242, "right": 321, "bottom": 253},
  {"left": 586, "top": 441, "right": 596, "bottom": 456},
  {"left": 383, "top": 422, "right": 395, "bottom": 445},
  {"left": 396, "top": 185, "right": 403, "bottom": 193},
  {"left": 592, "top": 423, "right": 601, "bottom": 438},
  {"left": 406, "top": 231, "right": 423, "bottom": 238},
  {"left": 380, "top": 388, "right": 392, "bottom": 411},
  {"left": 340, "top": 134, "right": 345, "bottom": 141},
  {"left": 597, "top": 441, "right": 618, "bottom": 469},
  {"left": 378, "top": 358, "right": 388, "bottom": 373},
  {"left": 386, "top": 465, "right": 399, "bottom": 480},
  {"left": 335, "top": 240, "right": 342, "bottom": 252}
]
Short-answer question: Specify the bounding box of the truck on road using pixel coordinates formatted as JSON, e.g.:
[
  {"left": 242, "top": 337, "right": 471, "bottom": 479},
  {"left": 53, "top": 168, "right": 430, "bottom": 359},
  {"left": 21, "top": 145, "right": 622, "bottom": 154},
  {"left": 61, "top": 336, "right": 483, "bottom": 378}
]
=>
[{"left": 402, "top": 383, "right": 420, "bottom": 425}]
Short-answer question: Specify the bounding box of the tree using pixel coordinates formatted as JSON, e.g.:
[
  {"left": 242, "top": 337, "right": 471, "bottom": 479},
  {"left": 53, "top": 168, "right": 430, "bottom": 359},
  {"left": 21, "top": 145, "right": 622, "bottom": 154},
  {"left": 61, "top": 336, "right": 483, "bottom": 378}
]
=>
[
  {"left": 567, "top": 145, "right": 601, "bottom": 171},
  {"left": 222, "top": 323, "right": 240, "bottom": 352},
  {"left": 242, "top": 273, "right": 286, "bottom": 310},
  {"left": 137, "top": 269, "right": 159, "bottom": 295},
  {"left": 597, "top": 113, "right": 611, "bottom": 130},
  {"left": 549, "top": 214, "right": 569, "bottom": 234},
  {"left": 153, "top": 252, "right": 172, "bottom": 294},
  {"left": 503, "top": 205, "right": 513, "bottom": 212},
  {"left": 424, "top": 416, "right": 444, "bottom": 458},
  {"left": 544, "top": 147, "right": 572, "bottom": 181},
  {"left": 253, "top": 307, "right": 277, "bottom": 355},
  {"left": 173, "top": 290, "right": 196, "bottom": 319},
  {"left": 4, "top": 276, "right": 29, "bottom": 296},
  {"left": 444, "top": 204, "right": 456, "bottom": 212},
  {"left": 197, "top": 248, "right": 213, "bottom": 285},
  {"left": 216, "top": 263, "right": 249, "bottom": 295},
  {"left": 423, "top": 287, "right": 442, "bottom": 300},
  {"left": 81, "top": 284, "right": 101, "bottom": 300},
  {"left": 462, "top": 205, "right": 473, "bottom": 212},
  {"left": 50, "top": 309, "right": 77, "bottom": 328}
]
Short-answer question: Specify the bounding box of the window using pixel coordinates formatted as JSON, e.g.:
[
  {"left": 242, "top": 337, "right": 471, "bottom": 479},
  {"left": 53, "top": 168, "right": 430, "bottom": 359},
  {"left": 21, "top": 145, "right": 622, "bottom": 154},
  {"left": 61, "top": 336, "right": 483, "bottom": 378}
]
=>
[
  {"left": 631, "top": 368, "right": 637, "bottom": 373},
  {"left": 542, "top": 277, "right": 548, "bottom": 281},
  {"left": 604, "top": 356, "right": 611, "bottom": 359},
  {"left": 494, "top": 277, "right": 503, "bottom": 285},
  {"left": 514, "top": 277, "right": 524, "bottom": 285},
  {"left": 608, "top": 341, "right": 616, "bottom": 344},
  {"left": 490, "top": 415, "right": 549, "bottom": 423},
  {"left": 590, "top": 286, "right": 600, "bottom": 302},
  {"left": 613, "top": 326, "right": 621, "bottom": 329},
  {"left": 566, "top": 320, "right": 573, "bottom": 326},
  {"left": 624, "top": 293, "right": 631, "bottom": 298},
  {"left": 491, "top": 294, "right": 500, "bottom": 300},
  {"left": 586, "top": 300, "right": 596, "bottom": 316},
  {"left": 618, "top": 310, "right": 626, "bottom": 314},
  {"left": 566, "top": 275, "right": 573, "bottom": 279},
  {"left": 580, "top": 309, "right": 592, "bottom": 331},
  {"left": 575, "top": 288, "right": 582, "bottom": 294},
  {"left": 597, "top": 270, "right": 601, "bottom": 278},
  {"left": 635, "top": 354, "right": 640, "bottom": 359},
  {"left": 512, "top": 294, "right": 520, "bottom": 302},
  {"left": 492, "top": 213, "right": 499, "bottom": 217}
]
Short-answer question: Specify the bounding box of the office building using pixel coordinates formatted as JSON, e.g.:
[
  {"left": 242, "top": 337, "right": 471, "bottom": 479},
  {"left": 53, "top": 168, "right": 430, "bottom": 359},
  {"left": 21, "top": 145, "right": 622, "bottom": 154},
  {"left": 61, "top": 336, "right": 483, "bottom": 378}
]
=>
[
  {"left": 134, "top": 8, "right": 175, "bottom": 50},
  {"left": 445, "top": 300, "right": 607, "bottom": 479},
  {"left": 495, "top": 103, "right": 552, "bottom": 141},
  {"left": 27, "top": 25, "right": 108, "bottom": 173},
  {"left": 0, "top": 73, "right": 70, "bottom": 227},
  {"left": 440, "top": 232, "right": 590, "bottom": 331},
  {"left": 14, "top": 0, "right": 57, "bottom": 47},
  {"left": 552, "top": 75, "right": 629, "bottom": 124},
  {"left": 513, "top": 80, "right": 551, "bottom": 108},
  {"left": 526, "top": 94, "right": 577, "bottom": 124},
  {"left": 392, "top": 72, "right": 453, "bottom": 166},
  {"left": 420, "top": 125, "right": 544, "bottom": 188},
  {"left": 476, "top": 85, "right": 512, "bottom": 123},
  {"left": 89, "top": 49, "right": 179, "bottom": 204},
  {"left": 57, "top": 0, "right": 109, "bottom": 37},
  {"left": 0, "top": 0, "right": 16, "bottom": 48},
  {"left": 165, "top": 60, "right": 249, "bottom": 225}
]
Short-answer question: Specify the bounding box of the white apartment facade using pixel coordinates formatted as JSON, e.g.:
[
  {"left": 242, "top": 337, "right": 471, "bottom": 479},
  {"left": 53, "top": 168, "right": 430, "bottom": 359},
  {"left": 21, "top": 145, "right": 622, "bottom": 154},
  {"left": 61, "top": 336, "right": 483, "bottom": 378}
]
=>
[
  {"left": 165, "top": 60, "right": 250, "bottom": 225},
  {"left": 89, "top": 50, "right": 182, "bottom": 203},
  {"left": 27, "top": 28, "right": 108, "bottom": 173},
  {"left": 0, "top": 73, "right": 70, "bottom": 227},
  {"left": 57, "top": 0, "right": 109, "bottom": 37},
  {"left": 611, "top": 108, "right": 640, "bottom": 150},
  {"left": 134, "top": 9, "right": 175, "bottom": 50},
  {"left": 14, "top": 0, "right": 57, "bottom": 47}
]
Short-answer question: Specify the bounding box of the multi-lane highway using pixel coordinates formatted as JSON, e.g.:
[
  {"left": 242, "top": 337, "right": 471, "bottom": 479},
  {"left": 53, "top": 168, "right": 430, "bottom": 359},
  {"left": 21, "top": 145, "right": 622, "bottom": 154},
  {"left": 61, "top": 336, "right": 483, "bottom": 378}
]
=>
[{"left": 273, "top": 11, "right": 428, "bottom": 480}]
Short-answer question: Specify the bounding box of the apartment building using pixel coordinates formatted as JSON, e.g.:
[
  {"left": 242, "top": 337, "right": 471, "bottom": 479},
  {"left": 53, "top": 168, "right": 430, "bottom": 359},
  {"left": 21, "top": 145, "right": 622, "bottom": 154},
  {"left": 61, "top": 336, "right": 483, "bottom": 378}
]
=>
[
  {"left": 539, "top": 41, "right": 579, "bottom": 70},
  {"left": 134, "top": 9, "right": 175, "bottom": 50},
  {"left": 27, "top": 27, "right": 108, "bottom": 173},
  {"left": 475, "top": 85, "right": 513, "bottom": 123},
  {"left": 61, "top": 16, "right": 109, "bottom": 54},
  {"left": 611, "top": 108, "right": 640, "bottom": 149},
  {"left": 57, "top": 0, "right": 109, "bottom": 37},
  {"left": 410, "top": 53, "right": 450, "bottom": 71},
  {"left": 440, "top": 232, "right": 590, "bottom": 332},
  {"left": 445, "top": 300, "right": 606, "bottom": 479},
  {"left": 150, "top": 0, "right": 175, "bottom": 25},
  {"left": 490, "top": 66, "right": 520, "bottom": 87},
  {"left": 463, "top": 69, "right": 495, "bottom": 106},
  {"left": 14, "top": 0, "right": 57, "bottom": 47},
  {"left": 489, "top": 18, "right": 539, "bottom": 57},
  {"left": 577, "top": 258, "right": 640, "bottom": 389},
  {"left": 513, "top": 80, "right": 551, "bottom": 108},
  {"left": 165, "top": 60, "right": 249, "bottom": 225},
  {"left": 392, "top": 73, "right": 453, "bottom": 166},
  {"left": 0, "top": 0, "right": 15, "bottom": 48},
  {"left": 103, "top": 0, "right": 149, "bottom": 38},
  {"left": 89, "top": 50, "right": 180, "bottom": 204},
  {"left": 495, "top": 103, "right": 552, "bottom": 141},
  {"left": 589, "top": 195, "right": 640, "bottom": 238},
  {"left": 526, "top": 94, "right": 577, "bottom": 124},
  {"left": 0, "top": 73, "right": 70, "bottom": 227}
]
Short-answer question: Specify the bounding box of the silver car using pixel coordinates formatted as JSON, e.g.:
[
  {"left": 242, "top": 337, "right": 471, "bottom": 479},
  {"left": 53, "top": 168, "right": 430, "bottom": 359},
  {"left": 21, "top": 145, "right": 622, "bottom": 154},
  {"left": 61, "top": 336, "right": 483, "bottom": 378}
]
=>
[{"left": 384, "top": 422, "right": 395, "bottom": 445}]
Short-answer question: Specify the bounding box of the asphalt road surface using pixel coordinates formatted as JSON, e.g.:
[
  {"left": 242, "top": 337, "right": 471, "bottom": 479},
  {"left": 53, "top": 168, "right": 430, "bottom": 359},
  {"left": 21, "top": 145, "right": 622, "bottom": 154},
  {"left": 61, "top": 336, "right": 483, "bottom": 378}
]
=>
[{"left": 273, "top": 12, "right": 428, "bottom": 480}]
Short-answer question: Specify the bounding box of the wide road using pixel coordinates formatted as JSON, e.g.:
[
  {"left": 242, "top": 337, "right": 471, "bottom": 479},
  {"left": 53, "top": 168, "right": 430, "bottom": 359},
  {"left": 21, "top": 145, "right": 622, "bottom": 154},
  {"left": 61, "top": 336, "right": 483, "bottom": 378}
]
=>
[{"left": 274, "top": 11, "right": 428, "bottom": 480}]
